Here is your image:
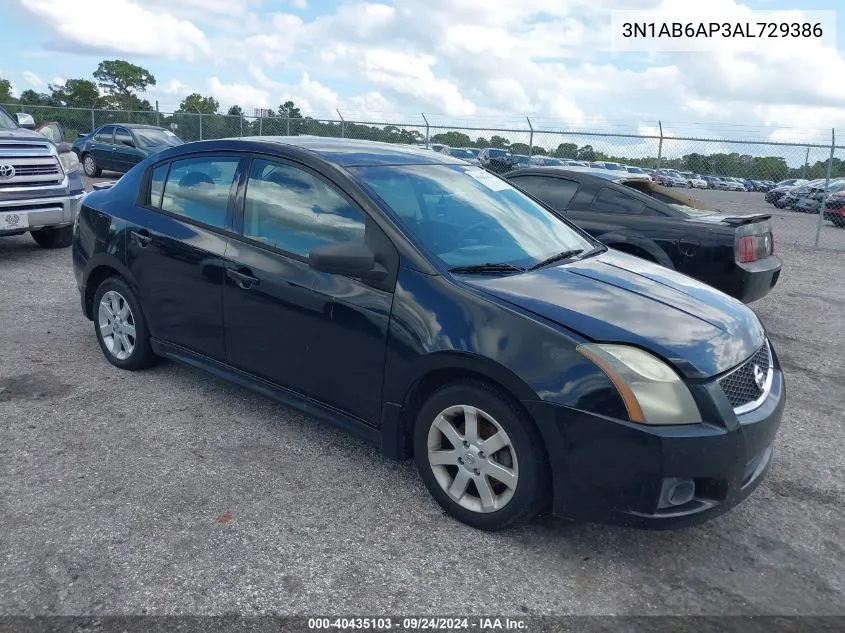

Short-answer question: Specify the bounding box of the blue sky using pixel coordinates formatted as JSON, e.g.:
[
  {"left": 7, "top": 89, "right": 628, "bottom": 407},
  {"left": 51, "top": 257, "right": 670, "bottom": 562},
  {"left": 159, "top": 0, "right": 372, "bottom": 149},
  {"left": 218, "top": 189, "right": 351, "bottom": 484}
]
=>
[{"left": 2, "top": 0, "right": 844, "bottom": 146}]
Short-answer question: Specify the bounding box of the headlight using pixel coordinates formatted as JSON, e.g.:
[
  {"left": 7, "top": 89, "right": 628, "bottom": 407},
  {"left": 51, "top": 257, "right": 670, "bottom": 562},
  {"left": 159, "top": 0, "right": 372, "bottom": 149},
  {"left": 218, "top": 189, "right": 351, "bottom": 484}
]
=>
[
  {"left": 59, "top": 151, "right": 81, "bottom": 174},
  {"left": 577, "top": 343, "right": 702, "bottom": 426}
]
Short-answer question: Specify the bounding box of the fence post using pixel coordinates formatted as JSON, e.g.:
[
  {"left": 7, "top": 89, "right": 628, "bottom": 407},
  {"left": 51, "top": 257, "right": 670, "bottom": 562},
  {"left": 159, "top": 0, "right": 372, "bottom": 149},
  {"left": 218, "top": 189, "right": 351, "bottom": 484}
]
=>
[
  {"left": 527, "top": 117, "right": 534, "bottom": 157},
  {"left": 656, "top": 120, "right": 663, "bottom": 169},
  {"left": 240, "top": 114, "right": 244, "bottom": 137},
  {"left": 90, "top": 108, "right": 95, "bottom": 132},
  {"left": 814, "top": 128, "right": 835, "bottom": 249},
  {"left": 421, "top": 113, "right": 429, "bottom": 148},
  {"left": 802, "top": 147, "right": 809, "bottom": 179},
  {"left": 337, "top": 109, "right": 345, "bottom": 138},
  {"left": 259, "top": 116, "right": 262, "bottom": 136}
]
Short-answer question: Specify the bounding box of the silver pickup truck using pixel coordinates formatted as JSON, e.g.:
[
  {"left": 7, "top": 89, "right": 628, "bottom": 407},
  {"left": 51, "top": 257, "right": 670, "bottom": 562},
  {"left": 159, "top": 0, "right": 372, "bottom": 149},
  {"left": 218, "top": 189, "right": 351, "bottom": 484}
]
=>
[{"left": 0, "top": 106, "right": 86, "bottom": 248}]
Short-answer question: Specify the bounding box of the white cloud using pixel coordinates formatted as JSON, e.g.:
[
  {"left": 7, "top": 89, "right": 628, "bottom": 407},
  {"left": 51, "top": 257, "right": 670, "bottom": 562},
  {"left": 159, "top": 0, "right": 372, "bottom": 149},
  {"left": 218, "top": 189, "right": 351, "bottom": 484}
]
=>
[
  {"left": 12, "top": 0, "right": 845, "bottom": 138},
  {"left": 208, "top": 77, "right": 271, "bottom": 111},
  {"left": 20, "top": 0, "right": 212, "bottom": 61},
  {"left": 22, "top": 71, "right": 43, "bottom": 88}
]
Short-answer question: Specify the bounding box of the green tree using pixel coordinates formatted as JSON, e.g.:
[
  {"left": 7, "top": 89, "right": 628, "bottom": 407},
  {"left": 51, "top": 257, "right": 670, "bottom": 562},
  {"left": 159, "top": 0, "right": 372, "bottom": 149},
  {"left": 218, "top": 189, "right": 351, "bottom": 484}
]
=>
[
  {"left": 474, "top": 137, "right": 490, "bottom": 148},
  {"left": 49, "top": 79, "right": 102, "bottom": 108},
  {"left": 577, "top": 145, "right": 596, "bottom": 161},
  {"left": 278, "top": 100, "right": 302, "bottom": 118},
  {"left": 0, "top": 78, "right": 14, "bottom": 103},
  {"left": 178, "top": 93, "right": 219, "bottom": 114},
  {"left": 93, "top": 59, "right": 156, "bottom": 110},
  {"left": 227, "top": 105, "right": 244, "bottom": 116},
  {"left": 488, "top": 135, "right": 510, "bottom": 148},
  {"left": 554, "top": 143, "right": 578, "bottom": 159},
  {"left": 509, "top": 142, "right": 530, "bottom": 155},
  {"left": 18, "top": 89, "right": 50, "bottom": 105},
  {"left": 431, "top": 131, "right": 472, "bottom": 147},
  {"left": 531, "top": 146, "right": 547, "bottom": 155}
]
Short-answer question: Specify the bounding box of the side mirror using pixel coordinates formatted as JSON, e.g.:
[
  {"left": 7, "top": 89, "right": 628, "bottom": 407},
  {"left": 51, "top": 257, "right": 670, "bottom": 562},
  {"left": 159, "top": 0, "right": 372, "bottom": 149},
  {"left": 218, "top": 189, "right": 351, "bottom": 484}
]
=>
[
  {"left": 77, "top": 133, "right": 86, "bottom": 139},
  {"left": 308, "top": 241, "right": 386, "bottom": 280},
  {"left": 16, "top": 112, "right": 36, "bottom": 129},
  {"left": 56, "top": 141, "right": 73, "bottom": 153},
  {"left": 122, "top": 139, "right": 135, "bottom": 148}
]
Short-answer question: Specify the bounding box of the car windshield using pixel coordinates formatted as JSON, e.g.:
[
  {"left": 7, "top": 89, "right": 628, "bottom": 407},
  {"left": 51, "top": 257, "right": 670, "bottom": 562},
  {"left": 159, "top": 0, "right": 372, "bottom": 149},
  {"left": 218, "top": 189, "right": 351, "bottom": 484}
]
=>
[
  {"left": 351, "top": 164, "right": 596, "bottom": 269},
  {"left": 514, "top": 155, "right": 530, "bottom": 165},
  {"left": 626, "top": 167, "right": 644, "bottom": 173},
  {"left": 487, "top": 148, "right": 508, "bottom": 158},
  {"left": 134, "top": 128, "right": 183, "bottom": 148},
  {"left": 0, "top": 108, "right": 18, "bottom": 130},
  {"left": 448, "top": 149, "right": 476, "bottom": 159},
  {"left": 605, "top": 163, "right": 625, "bottom": 171}
]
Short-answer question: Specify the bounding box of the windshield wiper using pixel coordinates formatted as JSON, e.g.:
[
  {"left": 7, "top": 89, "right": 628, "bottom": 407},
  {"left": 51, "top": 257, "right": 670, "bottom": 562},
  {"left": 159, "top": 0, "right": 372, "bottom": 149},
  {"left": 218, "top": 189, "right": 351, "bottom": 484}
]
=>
[
  {"left": 448, "top": 262, "right": 526, "bottom": 274},
  {"left": 528, "top": 249, "right": 584, "bottom": 271}
]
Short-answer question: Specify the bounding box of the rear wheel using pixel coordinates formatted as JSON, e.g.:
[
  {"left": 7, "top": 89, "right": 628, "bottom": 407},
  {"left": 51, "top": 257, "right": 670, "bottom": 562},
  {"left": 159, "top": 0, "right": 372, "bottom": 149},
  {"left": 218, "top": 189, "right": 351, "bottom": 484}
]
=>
[
  {"left": 414, "top": 380, "right": 550, "bottom": 531},
  {"left": 82, "top": 152, "right": 101, "bottom": 177},
  {"left": 93, "top": 277, "right": 157, "bottom": 370},
  {"left": 30, "top": 225, "right": 73, "bottom": 248}
]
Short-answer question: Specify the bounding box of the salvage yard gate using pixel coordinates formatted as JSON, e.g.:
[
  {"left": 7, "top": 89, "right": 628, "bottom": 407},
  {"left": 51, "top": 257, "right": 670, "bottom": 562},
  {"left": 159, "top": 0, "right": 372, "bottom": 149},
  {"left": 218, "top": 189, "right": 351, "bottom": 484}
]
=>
[{"left": 5, "top": 103, "right": 844, "bottom": 251}]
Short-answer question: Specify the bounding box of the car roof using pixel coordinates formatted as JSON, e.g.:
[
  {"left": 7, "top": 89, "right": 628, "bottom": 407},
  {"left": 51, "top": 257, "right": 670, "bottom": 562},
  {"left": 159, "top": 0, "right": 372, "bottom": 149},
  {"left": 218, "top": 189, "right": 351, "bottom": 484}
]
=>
[
  {"left": 96, "top": 123, "right": 166, "bottom": 130},
  {"left": 507, "top": 165, "right": 648, "bottom": 183},
  {"left": 167, "top": 136, "right": 470, "bottom": 167}
]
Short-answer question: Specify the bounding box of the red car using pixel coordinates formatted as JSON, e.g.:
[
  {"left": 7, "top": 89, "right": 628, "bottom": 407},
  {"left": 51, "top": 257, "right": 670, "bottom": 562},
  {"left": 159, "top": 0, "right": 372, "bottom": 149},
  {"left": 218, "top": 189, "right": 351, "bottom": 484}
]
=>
[{"left": 824, "top": 191, "right": 845, "bottom": 227}]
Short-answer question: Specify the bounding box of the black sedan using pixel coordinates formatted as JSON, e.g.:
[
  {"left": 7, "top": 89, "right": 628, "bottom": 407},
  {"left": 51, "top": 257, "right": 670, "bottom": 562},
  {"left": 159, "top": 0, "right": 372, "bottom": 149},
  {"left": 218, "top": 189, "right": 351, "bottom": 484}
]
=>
[
  {"left": 72, "top": 123, "right": 183, "bottom": 177},
  {"left": 73, "top": 138, "right": 783, "bottom": 531},
  {"left": 505, "top": 167, "right": 781, "bottom": 303}
]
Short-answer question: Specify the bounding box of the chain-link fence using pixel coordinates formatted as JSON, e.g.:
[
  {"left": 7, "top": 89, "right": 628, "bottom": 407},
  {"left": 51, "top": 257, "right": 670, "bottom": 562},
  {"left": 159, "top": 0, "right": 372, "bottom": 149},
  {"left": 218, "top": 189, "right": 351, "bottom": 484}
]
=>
[{"left": 5, "top": 103, "right": 844, "bottom": 250}]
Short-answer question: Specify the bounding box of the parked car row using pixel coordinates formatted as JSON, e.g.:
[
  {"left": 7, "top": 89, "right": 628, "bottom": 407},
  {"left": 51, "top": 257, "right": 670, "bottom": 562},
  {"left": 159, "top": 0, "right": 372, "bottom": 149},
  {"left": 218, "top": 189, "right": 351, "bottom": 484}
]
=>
[
  {"left": 764, "top": 177, "right": 845, "bottom": 224},
  {"left": 73, "top": 137, "right": 784, "bottom": 532}
]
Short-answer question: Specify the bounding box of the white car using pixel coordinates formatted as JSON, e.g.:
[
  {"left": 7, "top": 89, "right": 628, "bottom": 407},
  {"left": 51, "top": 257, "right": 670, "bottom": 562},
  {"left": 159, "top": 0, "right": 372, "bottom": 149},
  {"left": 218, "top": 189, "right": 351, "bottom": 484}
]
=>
[
  {"left": 725, "top": 179, "right": 747, "bottom": 192},
  {"left": 689, "top": 175, "right": 709, "bottom": 189}
]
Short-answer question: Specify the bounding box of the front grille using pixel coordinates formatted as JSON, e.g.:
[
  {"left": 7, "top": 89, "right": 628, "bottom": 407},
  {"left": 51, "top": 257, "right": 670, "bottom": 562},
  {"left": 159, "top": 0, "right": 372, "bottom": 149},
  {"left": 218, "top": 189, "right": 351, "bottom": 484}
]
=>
[
  {"left": 718, "top": 341, "right": 772, "bottom": 413},
  {"left": 0, "top": 147, "right": 63, "bottom": 187}
]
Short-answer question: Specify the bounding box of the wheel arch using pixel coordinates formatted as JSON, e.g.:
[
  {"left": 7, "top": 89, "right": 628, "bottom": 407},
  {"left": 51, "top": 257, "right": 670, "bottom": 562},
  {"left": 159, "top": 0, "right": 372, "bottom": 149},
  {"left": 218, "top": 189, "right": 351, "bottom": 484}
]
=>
[
  {"left": 381, "top": 352, "right": 540, "bottom": 460},
  {"left": 82, "top": 256, "right": 138, "bottom": 321},
  {"left": 601, "top": 234, "right": 674, "bottom": 269}
]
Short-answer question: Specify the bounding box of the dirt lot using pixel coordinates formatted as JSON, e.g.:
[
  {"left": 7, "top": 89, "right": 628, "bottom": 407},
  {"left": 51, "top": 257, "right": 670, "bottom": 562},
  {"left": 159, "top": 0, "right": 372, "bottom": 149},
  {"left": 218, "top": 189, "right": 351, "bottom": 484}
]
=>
[{"left": 1, "top": 188, "right": 843, "bottom": 616}]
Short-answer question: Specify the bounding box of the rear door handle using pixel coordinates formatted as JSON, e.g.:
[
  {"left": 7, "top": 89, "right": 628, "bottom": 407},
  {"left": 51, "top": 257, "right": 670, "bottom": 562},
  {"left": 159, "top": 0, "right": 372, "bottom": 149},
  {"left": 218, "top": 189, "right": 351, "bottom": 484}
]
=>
[
  {"left": 226, "top": 267, "right": 259, "bottom": 290},
  {"left": 130, "top": 229, "right": 152, "bottom": 247}
]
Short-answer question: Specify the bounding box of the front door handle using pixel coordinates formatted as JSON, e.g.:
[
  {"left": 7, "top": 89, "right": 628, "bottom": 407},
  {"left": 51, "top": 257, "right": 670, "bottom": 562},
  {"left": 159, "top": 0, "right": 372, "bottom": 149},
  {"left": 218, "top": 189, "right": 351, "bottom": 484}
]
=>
[
  {"left": 226, "top": 267, "right": 259, "bottom": 290},
  {"left": 130, "top": 229, "right": 152, "bottom": 247}
]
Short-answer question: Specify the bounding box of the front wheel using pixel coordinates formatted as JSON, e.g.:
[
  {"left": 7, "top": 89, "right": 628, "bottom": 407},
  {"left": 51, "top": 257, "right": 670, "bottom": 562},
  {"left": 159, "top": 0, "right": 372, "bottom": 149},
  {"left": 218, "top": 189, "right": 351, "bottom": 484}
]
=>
[
  {"left": 30, "top": 225, "right": 73, "bottom": 248},
  {"left": 82, "top": 153, "right": 102, "bottom": 177},
  {"left": 414, "top": 380, "right": 550, "bottom": 531}
]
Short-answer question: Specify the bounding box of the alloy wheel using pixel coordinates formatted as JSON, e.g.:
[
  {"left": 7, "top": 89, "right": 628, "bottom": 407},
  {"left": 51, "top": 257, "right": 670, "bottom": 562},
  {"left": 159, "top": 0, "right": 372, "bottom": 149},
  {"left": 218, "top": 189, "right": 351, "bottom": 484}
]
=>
[
  {"left": 427, "top": 405, "right": 519, "bottom": 513},
  {"left": 98, "top": 290, "right": 136, "bottom": 361}
]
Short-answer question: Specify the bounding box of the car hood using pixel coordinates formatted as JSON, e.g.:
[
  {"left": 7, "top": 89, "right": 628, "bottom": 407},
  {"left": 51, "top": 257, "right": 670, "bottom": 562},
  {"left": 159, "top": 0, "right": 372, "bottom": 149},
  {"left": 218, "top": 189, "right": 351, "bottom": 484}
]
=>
[
  {"left": 462, "top": 249, "right": 764, "bottom": 379},
  {"left": 0, "top": 128, "right": 46, "bottom": 140}
]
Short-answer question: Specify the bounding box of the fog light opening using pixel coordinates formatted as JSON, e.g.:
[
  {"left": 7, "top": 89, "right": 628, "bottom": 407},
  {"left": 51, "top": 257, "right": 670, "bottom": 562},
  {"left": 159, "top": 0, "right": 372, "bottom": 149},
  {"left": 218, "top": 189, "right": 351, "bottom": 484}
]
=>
[{"left": 659, "top": 477, "right": 696, "bottom": 509}]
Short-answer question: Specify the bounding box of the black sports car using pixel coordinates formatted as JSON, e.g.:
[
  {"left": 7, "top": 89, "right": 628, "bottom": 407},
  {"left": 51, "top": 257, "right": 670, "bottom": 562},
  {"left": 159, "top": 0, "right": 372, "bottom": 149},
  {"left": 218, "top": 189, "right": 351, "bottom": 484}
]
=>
[{"left": 505, "top": 167, "right": 781, "bottom": 303}]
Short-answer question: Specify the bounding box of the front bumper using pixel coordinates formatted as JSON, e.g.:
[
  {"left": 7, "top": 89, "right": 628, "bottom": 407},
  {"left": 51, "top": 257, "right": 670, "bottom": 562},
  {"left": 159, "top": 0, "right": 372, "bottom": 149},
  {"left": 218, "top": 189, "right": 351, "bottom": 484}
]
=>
[
  {"left": 526, "top": 367, "right": 784, "bottom": 529},
  {"left": 0, "top": 192, "right": 85, "bottom": 233}
]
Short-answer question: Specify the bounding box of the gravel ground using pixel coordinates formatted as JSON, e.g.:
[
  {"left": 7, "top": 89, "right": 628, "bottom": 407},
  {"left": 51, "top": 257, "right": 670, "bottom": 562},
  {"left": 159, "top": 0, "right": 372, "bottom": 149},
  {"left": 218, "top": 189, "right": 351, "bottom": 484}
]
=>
[{"left": 1, "top": 189, "right": 843, "bottom": 616}]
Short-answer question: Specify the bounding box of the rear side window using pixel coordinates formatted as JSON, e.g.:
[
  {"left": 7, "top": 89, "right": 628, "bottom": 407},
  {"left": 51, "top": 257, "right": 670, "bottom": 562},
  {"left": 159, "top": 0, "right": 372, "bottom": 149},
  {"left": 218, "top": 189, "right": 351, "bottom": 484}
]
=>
[
  {"left": 243, "top": 158, "right": 366, "bottom": 257},
  {"left": 591, "top": 187, "right": 647, "bottom": 215},
  {"left": 149, "top": 163, "right": 169, "bottom": 208},
  {"left": 94, "top": 126, "right": 114, "bottom": 143},
  {"left": 510, "top": 176, "right": 580, "bottom": 210},
  {"left": 160, "top": 156, "right": 239, "bottom": 229}
]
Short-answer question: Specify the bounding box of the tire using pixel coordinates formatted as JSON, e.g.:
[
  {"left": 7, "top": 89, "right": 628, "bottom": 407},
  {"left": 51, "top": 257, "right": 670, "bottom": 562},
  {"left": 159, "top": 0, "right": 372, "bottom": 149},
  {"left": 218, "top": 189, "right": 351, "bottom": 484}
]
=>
[
  {"left": 413, "top": 380, "right": 550, "bottom": 531},
  {"left": 92, "top": 277, "right": 157, "bottom": 370},
  {"left": 30, "top": 225, "right": 73, "bottom": 248},
  {"left": 82, "top": 152, "right": 102, "bottom": 177}
]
